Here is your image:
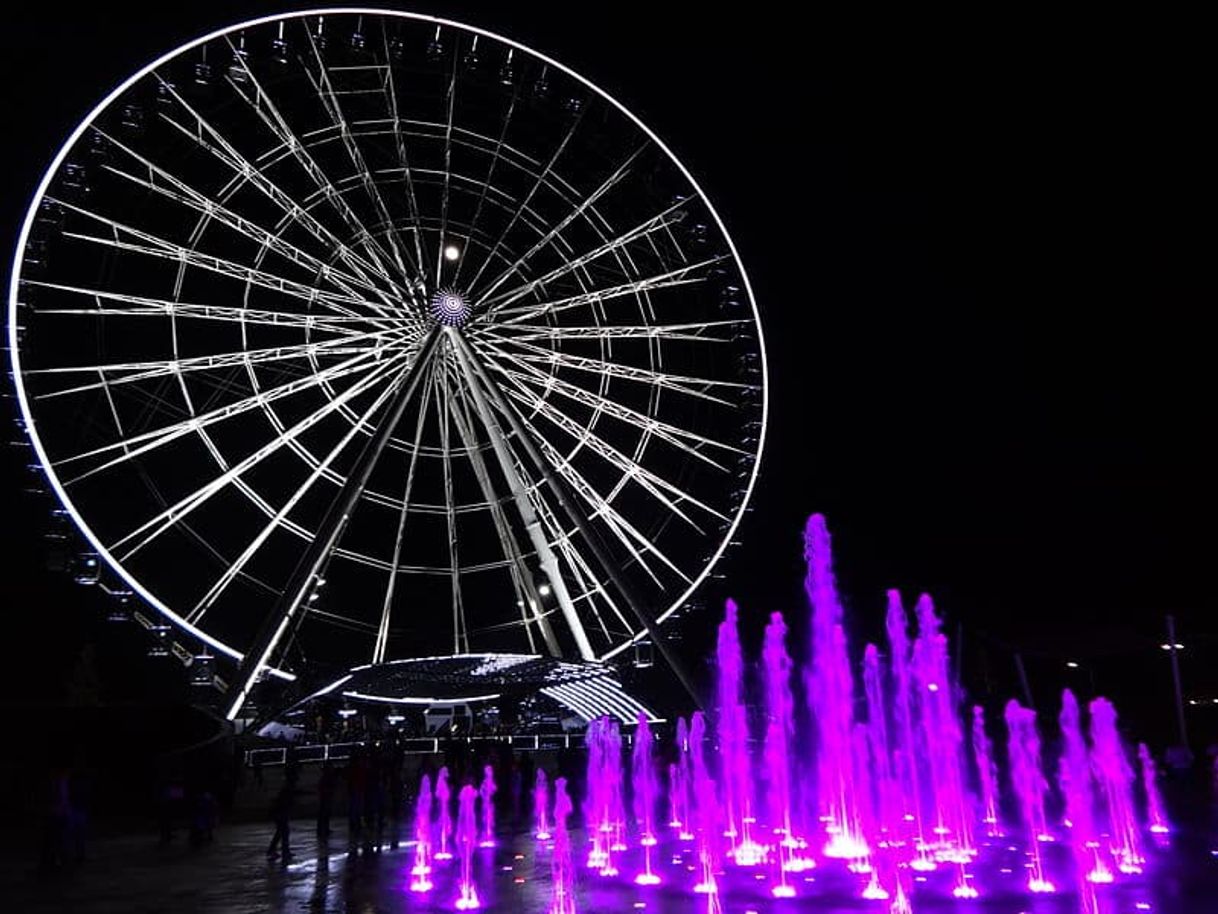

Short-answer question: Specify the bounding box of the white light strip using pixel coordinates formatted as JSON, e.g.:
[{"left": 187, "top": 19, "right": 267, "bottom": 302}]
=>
[{"left": 342, "top": 689, "right": 501, "bottom": 705}]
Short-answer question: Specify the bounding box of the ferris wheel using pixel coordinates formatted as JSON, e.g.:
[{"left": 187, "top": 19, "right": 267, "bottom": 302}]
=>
[{"left": 8, "top": 10, "right": 767, "bottom": 714}]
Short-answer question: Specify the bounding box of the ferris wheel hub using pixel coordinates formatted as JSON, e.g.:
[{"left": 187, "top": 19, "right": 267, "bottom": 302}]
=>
[{"left": 429, "top": 288, "right": 472, "bottom": 327}]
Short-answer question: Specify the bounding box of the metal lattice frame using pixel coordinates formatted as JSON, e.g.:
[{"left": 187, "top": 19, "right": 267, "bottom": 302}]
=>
[{"left": 8, "top": 10, "right": 768, "bottom": 701}]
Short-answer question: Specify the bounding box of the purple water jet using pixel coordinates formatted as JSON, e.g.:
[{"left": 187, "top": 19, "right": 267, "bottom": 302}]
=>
[
  {"left": 1090, "top": 697, "right": 1145, "bottom": 874},
  {"left": 689, "top": 710, "right": 720, "bottom": 895},
  {"left": 1004, "top": 700, "right": 1055, "bottom": 893},
  {"left": 549, "top": 777, "right": 576, "bottom": 914},
  {"left": 971, "top": 706, "right": 1001, "bottom": 837},
  {"left": 410, "top": 774, "right": 434, "bottom": 892},
  {"left": 632, "top": 713, "right": 661, "bottom": 884},
  {"left": 912, "top": 594, "right": 974, "bottom": 866},
  {"left": 534, "top": 769, "right": 552, "bottom": 841},
  {"left": 478, "top": 765, "right": 497, "bottom": 848},
  {"left": 670, "top": 717, "right": 693, "bottom": 839},
  {"left": 435, "top": 766, "right": 453, "bottom": 860},
  {"left": 455, "top": 784, "right": 480, "bottom": 910},
  {"left": 1138, "top": 743, "right": 1170, "bottom": 834},
  {"left": 716, "top": 599, "right": 759, "bottom": 863},
  {"left": 804, "top": 515, "right": 868, "bottom": 862}
]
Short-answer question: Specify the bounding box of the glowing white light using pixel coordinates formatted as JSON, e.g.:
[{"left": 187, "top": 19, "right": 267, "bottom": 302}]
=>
[
  {"left": 444, "top": 244, "right": 461, "bottom": 261},
  {"left": 538, "top": 583, "right": 552, "bottom": 597},
  {"left": 1066, "top": 661, "right": 1079, "bottom": 668}
]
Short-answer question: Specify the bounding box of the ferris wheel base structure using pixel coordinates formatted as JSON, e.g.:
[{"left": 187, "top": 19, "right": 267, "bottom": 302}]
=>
[{"left": 256, "top": 652, "right": 662, "bottom": 742}]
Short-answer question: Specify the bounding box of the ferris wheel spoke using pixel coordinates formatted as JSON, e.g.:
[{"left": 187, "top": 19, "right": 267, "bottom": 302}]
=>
[
  {"left": 489, "top": 257, "right": 722, "bottom": 326},
  {"left": 474, "top": 194, "right": 691, "bottom": 314},
  {"left": 470, "top": 144, "right": 646, "bottom": 307},
  {"left": 106, "top": 350, "right": 413, "bottom": 560},
  {"left": 373, "top": 362, "right": 437, "bottom": 664},
  {"left": 57, "top": 342, "right": 397, "bottom": 481},
  {"left": 451, "top": 81, "right": 521, "bottom": 290},
  {"left": 152, "top": 80, "right": 408, "bottom": 316},
  {"left": 29, "top": 329, "right": 390, "bottom": 400},
  {"left": 294, "top": 34, "right": 422, "bottom": 287},
  {"left": 185, "top": 357, "right": 413, "bottom": 623},
  {"left": 433, "top": 40, "right": 461, "bottom": 288},
  {"left": 462, "top": 101, "right": 587, "bottom": 297},
  {"left": 478, "top": 337, "right": 751, "bottom": 406},
  {"left": 526, "top": 429, "right": 692, "bottom": 587},
  {"left": 380, "top": 28, "right": 429, "bottom": 279},
  {"left": 533, "top": 493, "right": 636, "bottom": 644},
  {"left": 480, "top": 339, "right": 746, "bottom": 470},
  {"left": 32, "top": 284, "right": 381, "bottom": 338},
  {"left": 219, "top": 53, "right": 413, "bottom": 300},
  {"left": 49, "top": 201, "right": 393, "bottom": 324},
  {"left": 493, "top": 372, "right": 723, "bottom": 532},
  {"left": 93, "top": 141, "right": 399, "bottom": 323},
  {"left": 487, "top": 318, "right": 748, "bottom": 344}
]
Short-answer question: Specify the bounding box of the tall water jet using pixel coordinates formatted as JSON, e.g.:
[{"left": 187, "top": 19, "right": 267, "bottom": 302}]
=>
[
  {"left": 971, "top": 706, "right": 1001, "bottom": 837},
  {"left": 911, "top": 593, "right": 973, "bottom": 865},
  {"left": 435, "top": 766, "right": 454, "bottom": 860},
  {"left": 549, "top": 777, "right": 576, "bottom": 914},
  {"left": 863, "top": 643, "right": 900, "bottom": 841},
  {"left": 887, "top": 589, "right": 929, "bottom": 866},
  {"left": 478, "top": 765, "right": 497, "bottom": 847},
  {"left": 716, "top": 599, "right": 758, "bottom": 862},
  {"left": 584, "top": 717, "right": 608, "bottom": 871},
  {"left": 670, "top": 718, "right": 693, "bottom": 836},
  {"left": 584, "top": 717, "right": 624, "bottom": 875},
  {"left": 534, "top": 769, "right": 552, "bottom": 841},
  {"left": 410, "top": 774, "right": 434, "bottom": 892},
  {"left": 632, "top": 713, "right": 661, "bottom": 884},
  {"left": 1005, "top": 700, "right": 1054, "bottom": 893},
  {"left": 455, "top": 784, "right": 480, "bottom": 910},
  {"left": 1059, "top": 691, "right": 1109, "bottom": 881},
  {"left": 763, "top": 610, "right": 803, "bottom": 893},
  {"left": 804, "top": 515, "right": 868, "bottom": 861},
  {"left": 1138, "top": 743, "right": 1170, "bottom": 834},
  {"left": 1090, "top": 698, "right": 1145, "bottom": 874},
  {"left": 689, "top": 711, "right": 720, "bottom": 895}
]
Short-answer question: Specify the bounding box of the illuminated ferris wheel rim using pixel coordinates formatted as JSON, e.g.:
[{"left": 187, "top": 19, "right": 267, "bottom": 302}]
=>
[{"left": 7, "top": 7, "right": 770, "bottom": 675}]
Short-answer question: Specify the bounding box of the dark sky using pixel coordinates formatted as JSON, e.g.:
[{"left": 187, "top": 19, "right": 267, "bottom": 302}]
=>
[{"left": 2, "top": 6, "right": 1213, "bottom": 739}]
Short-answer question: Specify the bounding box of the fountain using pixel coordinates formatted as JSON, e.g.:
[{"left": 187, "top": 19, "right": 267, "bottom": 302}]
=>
[
  {"left": 1005, "top": 700, "right": 1055, "bottom": 893},
  {"left": 1138, "top": 743, "right": 1170, "bottom": 834},
  {"left": 715, "top": 599, "right": 760, "bottom": 863},
  {"left": 435, "top": 766, "right": 453, "bottom": 860},
  {"left": 805, "top": 516, "right": 868, "bottom": 862},
  {"left": 409, "top": 774, "right": 434, "bottom": 892},
  {"left": 478, "top": 765, "right": 497, "bottom": 848},
  {"left": 534, "top": 769, "right": 552, "bottom": 841},
  {"left": 378, "top": 513, "right": 1174, "bottom": 913},
  {"left": 549, "top": 777, "right": 576, "bottom": 914},
  {"left": 1091, "top": 697, "right": 1145, "bottom": 874},
  {"left": 455, "top": 784, "right": 480, "bottom": 910},
  {"left": 632, "top": 713, "right": 661, "bottom": 884}
]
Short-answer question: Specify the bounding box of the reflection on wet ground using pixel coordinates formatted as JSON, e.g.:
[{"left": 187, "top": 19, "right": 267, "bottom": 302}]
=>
[{"left": 3, "top": 813, "right": 1217, "bottom": 913}]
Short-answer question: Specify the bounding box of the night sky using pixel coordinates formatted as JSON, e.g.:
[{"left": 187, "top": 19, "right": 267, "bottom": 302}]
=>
[{"left": 2, "top": 6, "right": 1213, "bottom": 744}]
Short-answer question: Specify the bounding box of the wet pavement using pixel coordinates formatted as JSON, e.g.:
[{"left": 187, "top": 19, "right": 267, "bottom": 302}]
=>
[{"left": 2, "top": 816, "right": 1217, "bottom": 913}]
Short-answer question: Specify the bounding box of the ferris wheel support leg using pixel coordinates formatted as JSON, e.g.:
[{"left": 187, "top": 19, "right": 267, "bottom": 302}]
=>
[
  {"left": 224, "top": 330, "right": 442, "bottom": 722},
  {"left": 450, "top": 332, "right": 703, "bottom": 708},
  {"left": 447, "top": 377, "right": 561, "bottom": 657},
  {"left": 447, "top": 328, "right": 587, "bottom": 660}
]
